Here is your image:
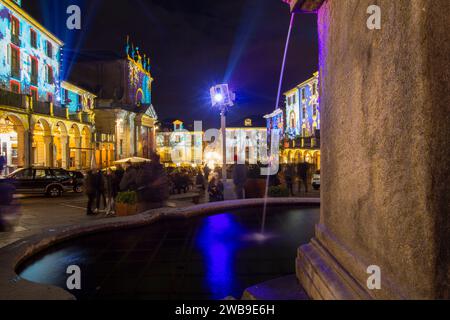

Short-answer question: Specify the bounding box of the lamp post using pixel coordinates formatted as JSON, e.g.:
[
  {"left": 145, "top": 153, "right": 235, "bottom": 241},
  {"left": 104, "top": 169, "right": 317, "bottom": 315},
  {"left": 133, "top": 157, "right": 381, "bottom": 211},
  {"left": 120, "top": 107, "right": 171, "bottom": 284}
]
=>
[{"left": 210, "top": 84, "right": 235, "bottom": 183}]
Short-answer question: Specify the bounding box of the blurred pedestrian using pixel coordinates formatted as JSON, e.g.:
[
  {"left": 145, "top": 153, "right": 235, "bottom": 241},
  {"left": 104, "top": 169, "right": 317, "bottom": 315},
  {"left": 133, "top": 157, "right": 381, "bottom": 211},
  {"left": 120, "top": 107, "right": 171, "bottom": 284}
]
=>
[
  {"left": 204, "top": 165, "right": 211, "bottom": 183},
  {"left": 120, "top": 161, "right": 137, "bottom": 191},
  {"left": 0, "top": 153, "right": 5, "bottom": 177},
  {"left": 208, "top": 173, "right": 224, "bottom": 202},
  {"left": 233, "top": 163, "right": 248, "bottom": 199},
  {"left": 115, "top": 164, "right": 125, "bottom": 187},
  {"left": 284, "top": 165, "right": 294, "bottom": 196},
  {"left": 84, "top": 170, "right": 96, "bottom": 216},
  {"left": 297, "top": 161, "right": 309, "bottom": 194},
  {"left": 195, "top": 169, "right": 205, "bottom": 192},
  {"left": 104, "top": 168, "right": 117, "bottom": 216},
  {"left": 95, "top": 170, "right": 106, "bottom": 213}
]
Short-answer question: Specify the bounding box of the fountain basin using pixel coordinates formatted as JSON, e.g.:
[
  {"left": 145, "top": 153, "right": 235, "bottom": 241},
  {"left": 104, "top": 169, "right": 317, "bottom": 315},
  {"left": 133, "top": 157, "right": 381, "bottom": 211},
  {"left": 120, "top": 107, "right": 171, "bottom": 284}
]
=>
[{"left": 0, "top": 198, "right": 319, "bottom": 300}]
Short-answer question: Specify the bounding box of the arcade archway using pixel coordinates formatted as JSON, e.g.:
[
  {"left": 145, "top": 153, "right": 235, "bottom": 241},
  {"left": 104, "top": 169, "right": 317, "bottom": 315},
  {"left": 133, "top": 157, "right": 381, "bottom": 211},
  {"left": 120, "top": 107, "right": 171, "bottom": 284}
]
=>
[{"left": 0, "top": 114, "right": 27, "bottom": 174}]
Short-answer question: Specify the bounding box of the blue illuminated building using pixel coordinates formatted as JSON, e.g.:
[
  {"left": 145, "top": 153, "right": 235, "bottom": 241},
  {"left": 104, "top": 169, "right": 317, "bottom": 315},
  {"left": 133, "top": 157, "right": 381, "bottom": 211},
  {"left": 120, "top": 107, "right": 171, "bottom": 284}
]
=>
[{"left": 0, "top": 0, "right": 62, "bottom": 102}]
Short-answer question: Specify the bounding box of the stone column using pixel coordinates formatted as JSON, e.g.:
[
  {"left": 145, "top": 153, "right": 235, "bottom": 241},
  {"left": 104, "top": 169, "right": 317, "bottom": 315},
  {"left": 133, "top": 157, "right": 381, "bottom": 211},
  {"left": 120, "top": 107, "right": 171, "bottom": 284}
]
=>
[
  {"left": 60, "top": 136, "right": 70, "bottom": 169},
  {"left": 74, "top": 137, "right": 82, "bottom": 170},
  {"left": 43, "top": 136, "right": 54, "bottom": 167},
  {"left": 293, "top": 0, "right": 449, "bottom": 300}
]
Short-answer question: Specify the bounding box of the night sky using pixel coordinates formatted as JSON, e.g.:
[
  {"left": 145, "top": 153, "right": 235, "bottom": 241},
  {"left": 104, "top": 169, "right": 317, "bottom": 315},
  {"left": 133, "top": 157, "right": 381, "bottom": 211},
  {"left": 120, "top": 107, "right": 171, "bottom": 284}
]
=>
[{"left": 24, "top": 0, "right": 318, "bottom": 128}]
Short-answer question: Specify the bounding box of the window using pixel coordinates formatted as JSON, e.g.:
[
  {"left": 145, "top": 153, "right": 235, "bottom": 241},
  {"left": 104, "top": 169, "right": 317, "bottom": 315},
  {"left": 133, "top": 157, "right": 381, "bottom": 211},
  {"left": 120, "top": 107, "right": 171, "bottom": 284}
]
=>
[
  {"left": 10, "top": 46, "right": 20, "bottom": 79},
  {"left": 46, "top": 41, "right": 53, "bottom": 58},
  {"left": 312, "top": 83, "right": 317, "bottom": 95},
  {"left": 11, "top": 16, "right": 20, "bottom": 46},
  {"left": 47, "top": 93, "right": 53, "bottom": 103},
  {"left": 10, "top": 80, "right": 20, "bottom": 93},
  {"left": 30, "top": 57, "right": 38, "bottom": 85},
  {"left": 303, "top": 106, "right": 307, "bottom": 119},
  {"left": 302, "top": 88, "right": 306, "bottom": 100},
  {"left": 293, "top": 94, "right": 296, "bottom": 104},
  {"left": 35, "top": 169, "right": 50, "bottom": 179},
  {"left": 52, "top": 169, "right": 69, "bottom": 179},
  {"left": 13, "top": 169, "right": 33, "bottom": 180},
  {"left": 30, "top": 87, "right": 38, "bottom": 101},
  {"left": 30, "top": 29, "right": 37, "bottom": 48},
  {"left": 313, "top": 104, "right": 318, "bottom": 117},
  {"left": 46, "top": 65, "right": 54, "bottom": 84}
]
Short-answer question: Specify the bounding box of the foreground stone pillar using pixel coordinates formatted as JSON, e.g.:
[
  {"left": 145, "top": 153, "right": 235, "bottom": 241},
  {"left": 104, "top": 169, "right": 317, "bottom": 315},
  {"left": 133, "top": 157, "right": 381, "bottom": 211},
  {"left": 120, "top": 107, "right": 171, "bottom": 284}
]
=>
[{"left": 295, "top": 0, "right": 449, "bottom": 299}]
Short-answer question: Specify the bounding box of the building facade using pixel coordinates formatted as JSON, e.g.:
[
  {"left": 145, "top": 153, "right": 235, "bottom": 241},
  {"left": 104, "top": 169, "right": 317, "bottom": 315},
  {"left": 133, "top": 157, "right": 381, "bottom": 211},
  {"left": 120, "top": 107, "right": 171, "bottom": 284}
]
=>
[
  {"left": 265, "top": 72, "right": 321, "bottom": 170},
  {"left": 0, "top": 0, "right": 97, "bottom": 174},
  {"left": 157, "top": 117, "right": 267, "bottom": 168},
  {"left": 69, "top": 39, "right": 158, "bottom": 168}
]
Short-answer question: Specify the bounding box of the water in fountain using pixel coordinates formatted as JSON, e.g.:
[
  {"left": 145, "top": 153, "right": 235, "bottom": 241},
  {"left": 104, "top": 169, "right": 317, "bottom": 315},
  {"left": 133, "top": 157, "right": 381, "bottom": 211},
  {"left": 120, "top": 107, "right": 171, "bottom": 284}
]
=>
[{"left": 259, "top": 12, "right": 296, "bottom": 239}]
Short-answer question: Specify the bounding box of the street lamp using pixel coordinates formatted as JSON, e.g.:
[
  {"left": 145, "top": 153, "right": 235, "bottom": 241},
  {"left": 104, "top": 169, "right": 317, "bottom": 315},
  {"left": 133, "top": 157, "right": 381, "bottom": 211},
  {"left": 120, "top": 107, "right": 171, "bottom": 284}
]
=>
[{"left": 210, "top": 84, "right": 235, "bottom": 183}]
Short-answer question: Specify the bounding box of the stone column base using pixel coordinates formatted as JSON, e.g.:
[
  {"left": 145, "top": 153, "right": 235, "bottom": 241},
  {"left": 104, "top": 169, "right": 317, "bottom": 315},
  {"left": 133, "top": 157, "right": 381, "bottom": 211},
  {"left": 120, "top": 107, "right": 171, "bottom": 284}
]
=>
[{"left": 296, "top": 238, "right": 372, "bottom": 300}]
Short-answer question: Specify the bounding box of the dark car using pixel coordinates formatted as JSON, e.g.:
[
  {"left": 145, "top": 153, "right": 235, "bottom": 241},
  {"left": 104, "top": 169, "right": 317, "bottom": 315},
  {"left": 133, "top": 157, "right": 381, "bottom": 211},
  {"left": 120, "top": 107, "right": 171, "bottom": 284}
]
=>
[
  {"left": 68, "top": 171, "right": 85, "bottom": 193},
  {"left": 2, "top": 167, "right": 74, "bottom": 197}
]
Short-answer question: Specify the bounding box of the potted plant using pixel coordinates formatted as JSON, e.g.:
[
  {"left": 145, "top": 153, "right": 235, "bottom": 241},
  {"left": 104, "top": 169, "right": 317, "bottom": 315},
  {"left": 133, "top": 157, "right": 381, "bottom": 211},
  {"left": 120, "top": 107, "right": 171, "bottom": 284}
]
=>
[{"left": 116, "top": 191, "right": 138, "bottom": 216}]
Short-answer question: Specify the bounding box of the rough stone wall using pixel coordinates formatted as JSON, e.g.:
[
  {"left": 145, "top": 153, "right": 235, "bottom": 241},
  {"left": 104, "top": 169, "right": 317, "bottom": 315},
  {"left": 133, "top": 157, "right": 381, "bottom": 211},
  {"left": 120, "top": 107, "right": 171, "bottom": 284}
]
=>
[{"left": 318, "top": 0, "right": 449, "bottom": 299}]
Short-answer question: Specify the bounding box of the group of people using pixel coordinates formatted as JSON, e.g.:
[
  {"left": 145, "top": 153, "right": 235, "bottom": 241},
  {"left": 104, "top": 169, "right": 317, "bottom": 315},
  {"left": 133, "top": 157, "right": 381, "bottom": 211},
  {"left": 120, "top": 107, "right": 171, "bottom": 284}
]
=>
[
  {"left": 84, "top": 153, "right": 169, "bottom": 216},
  {"left": 84, "top": 166, "right": 122, "bottom": 216},
  {"left": 282, "top": 162, "right": 310, "bottom": 196}
]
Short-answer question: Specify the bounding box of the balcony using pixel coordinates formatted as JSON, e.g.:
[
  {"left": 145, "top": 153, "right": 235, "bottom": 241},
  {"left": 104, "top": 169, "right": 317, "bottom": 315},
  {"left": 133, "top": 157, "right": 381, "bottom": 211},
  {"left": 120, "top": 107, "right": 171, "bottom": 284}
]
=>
[
  {"left": 33, "top": 101, "right": 51, "bottom": 115},
  {"left": 53, "top": 105, "right": 67, "bottom": 118},
  {"left": 0, "top": 88, "right": 26, "bottom": 109},
  {"left": 284, "top": 136, "right": 320, "bottom": 149},
  {"left": 82, "top": 112, "right": 92, "bottom": 124},
  {"left": 69, "top": 113, "right": 81, "bottom": 122}
]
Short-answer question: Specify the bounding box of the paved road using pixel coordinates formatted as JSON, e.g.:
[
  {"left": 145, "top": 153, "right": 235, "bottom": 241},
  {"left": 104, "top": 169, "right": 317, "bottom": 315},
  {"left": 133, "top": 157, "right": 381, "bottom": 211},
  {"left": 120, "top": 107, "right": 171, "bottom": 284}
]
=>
[{"left": 0, "top": 193, "right": 99, "bottom": 248}]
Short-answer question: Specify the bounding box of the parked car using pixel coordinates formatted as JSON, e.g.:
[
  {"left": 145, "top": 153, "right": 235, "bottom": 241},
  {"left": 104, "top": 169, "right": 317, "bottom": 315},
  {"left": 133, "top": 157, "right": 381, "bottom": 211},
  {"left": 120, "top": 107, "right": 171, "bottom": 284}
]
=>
[
  {"left": 312, "top": 170, "right": 320, "bottom": 190},
  {"left": 68, "top": 171, "right": 85, "bottom": 193},
  {"left": 1, "top": 167, "right": 74, "bottom": 197}
]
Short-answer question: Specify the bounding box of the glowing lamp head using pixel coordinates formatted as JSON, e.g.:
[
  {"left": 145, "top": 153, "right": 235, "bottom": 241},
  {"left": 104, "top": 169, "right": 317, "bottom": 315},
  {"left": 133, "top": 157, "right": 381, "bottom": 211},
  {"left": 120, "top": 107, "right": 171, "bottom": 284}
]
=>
[{"left": 214, "top": 93, "right": 224, "bottom": 103}]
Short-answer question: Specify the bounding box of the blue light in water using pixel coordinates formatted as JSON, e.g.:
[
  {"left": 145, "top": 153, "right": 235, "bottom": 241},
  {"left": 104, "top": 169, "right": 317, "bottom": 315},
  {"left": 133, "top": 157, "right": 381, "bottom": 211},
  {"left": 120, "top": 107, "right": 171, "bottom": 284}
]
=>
[{"left": 196, "top": 213, "right": 242, "bottom": 299}]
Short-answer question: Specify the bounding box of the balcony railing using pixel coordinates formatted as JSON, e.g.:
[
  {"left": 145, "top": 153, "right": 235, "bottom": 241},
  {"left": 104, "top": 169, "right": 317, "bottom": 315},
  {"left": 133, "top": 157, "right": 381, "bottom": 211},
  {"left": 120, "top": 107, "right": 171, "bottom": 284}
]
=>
[
  {"left": 285, "top": 136, "right": 320, "bottom": 149},
  {"left": 69, "top": 113, "right": 81, "bottom": 122},
  {"left": 0, "top": 88, "right": 26, "bottom": 109},
  {"left": 53, "top": 105, "right": 67, "bottom": 118},
  {"left": 82, "top": 112, "right": 92, "bottom": 124},
  {"left": 33, "top": 101, "right": 51, "bottom": 115}
]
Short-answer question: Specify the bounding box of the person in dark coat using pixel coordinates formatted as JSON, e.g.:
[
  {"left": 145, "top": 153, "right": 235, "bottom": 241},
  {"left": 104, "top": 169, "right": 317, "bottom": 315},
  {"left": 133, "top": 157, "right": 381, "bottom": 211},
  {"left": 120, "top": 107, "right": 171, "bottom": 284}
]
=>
[
  {"left": 284, "top": 165, "right": 294, "bottom": 196},
  {"left": 120, "top": 161, "right": 138, "bottom": 191},
  {"left": 195, "top": 170, "right": 205, "bottom": 192},
  {"left": 84, "top": 170, "right": 96, "bottom": 216},
  {"left": 204, "top": 165, "right": 211, "bottom": 183},
  {"left": 104, "top": 168, "right": 117, "bottom": 216},
  {"left": 232, "top": 164, "right": 248, "bottom": 199},
  {"left": 0, "top": 154, "right": 5, "bottom": 177},
  {"left": 114, "top": 164, "right": 125, "bottom": 188},
  {"left": 208, "top": 174, "right": 224, "bottom": 202},
  {"left": 95, "top": 170, "right": 106, "bottom": 213},
  {"left": 297, "top": 161, "right": 309, "bottom": 194}
]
